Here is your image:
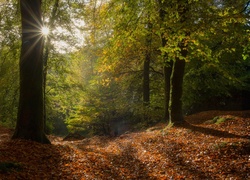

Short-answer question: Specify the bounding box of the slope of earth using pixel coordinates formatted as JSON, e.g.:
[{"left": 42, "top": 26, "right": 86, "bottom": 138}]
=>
[{"left": 0, "top": 110, "right": 249, "bottom": 179}]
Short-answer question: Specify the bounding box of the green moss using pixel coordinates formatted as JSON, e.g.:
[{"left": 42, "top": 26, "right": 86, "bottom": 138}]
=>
[
  {"left": 211, "top": 116, "right": 234, "bottom": 125},
  {"left": 213, "top": 142, "right": 228, "bottom": 149},
  {"left": 215, "top": 117, "right": 227, "bottom": 124}
]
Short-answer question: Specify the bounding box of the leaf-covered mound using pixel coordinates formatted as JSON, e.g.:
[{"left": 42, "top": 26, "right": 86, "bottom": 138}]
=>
[{"left": 0, "top": 110, "right": 249, "bottom": 179}]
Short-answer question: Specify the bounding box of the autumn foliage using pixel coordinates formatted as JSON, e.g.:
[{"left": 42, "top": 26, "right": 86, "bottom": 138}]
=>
[{"left": 0, "top": 110, "right": 249, "bottom": 179}]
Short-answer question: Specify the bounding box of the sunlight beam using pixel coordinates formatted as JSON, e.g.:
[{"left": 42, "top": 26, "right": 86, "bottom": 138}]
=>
[{"left": 41, "top": 26, "right": 50, "bottom": 36}]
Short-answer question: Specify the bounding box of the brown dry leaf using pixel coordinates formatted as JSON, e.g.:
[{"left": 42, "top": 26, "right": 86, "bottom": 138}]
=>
[{"left": 0, "top": 110, "right": 249, "bottom": 179}]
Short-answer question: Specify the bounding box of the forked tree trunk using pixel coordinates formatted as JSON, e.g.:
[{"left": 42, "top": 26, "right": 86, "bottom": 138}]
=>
[
  {"left": 169, "top": 56, "right": 186, "bottom": 123},
  {"left": 12, "top": 0, "right": 50, "bottom": 144},
  {"left": 169, "top": 0, "right": 189, "bottom": 123},
  {"left": 158, "top": 0, "right": 189, "bottom": 123},
  {"left": 158, "top": 0, "right": 173, "bottom": 121}
]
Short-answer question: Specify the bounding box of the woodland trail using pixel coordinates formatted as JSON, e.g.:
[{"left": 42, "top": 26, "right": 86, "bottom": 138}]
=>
[{"left": 0, "top": 110, "right": 249, "bottom": 179}]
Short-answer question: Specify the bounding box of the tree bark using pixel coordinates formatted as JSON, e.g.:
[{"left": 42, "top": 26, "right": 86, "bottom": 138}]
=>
[
  {"left": 143, "top": 22, "right": 152, "bottom": 106},
  {"left": 163, "top": 62, "right": 173, "bottom": 120},
  {"left": 168, "top": 0, "right": 189, "bottom": 123},
  {"left": 169, "top": 55, "right": 186, "bottom": 123},
  {"left": 12, "top": 0, "right": 50, "bottom": 144},
  {"left": 158, "top": 0, "right": 173, "bottom": 121},
  {"left": 158, "top": 0, "right": 188, "bottom": 123},
  {"left": 143, "top": 51, "right": 150, "bottom": 106}
]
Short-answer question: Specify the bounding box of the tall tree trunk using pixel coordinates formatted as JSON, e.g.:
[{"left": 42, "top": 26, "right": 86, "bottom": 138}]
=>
[
  {"left": 12, "top": 0, "right": 50, "bottom": 144},
  {"left": 158, "top": 0, "right": 173, "bottom": 121},
  {"left": 143, "top": 20, "right": 152, "bottom": 122},
  {"left": 169, "top": 55, "right": 186, "bottom": 123},
  {"left": 143, "top": 22, "right": 152, "bottom": 106},
  {"left": 169, "top": 0, "right": 189, "bottom": 123},
  {"left": 143, "top": 50, "right": 150, "bottom": 106}
]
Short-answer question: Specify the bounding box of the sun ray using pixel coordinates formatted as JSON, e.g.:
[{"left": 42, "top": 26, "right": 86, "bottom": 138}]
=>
[
  {"left": 41, "top": 26, "right": 50, "bottom": 36},
  {"left": 21, "top": 39, "right": 43, "bottom": 62}
]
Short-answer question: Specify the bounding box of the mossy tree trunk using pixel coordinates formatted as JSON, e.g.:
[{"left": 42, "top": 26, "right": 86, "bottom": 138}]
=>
[
  {"left": 169, "top": 0, "right": 189, "bottom": 123},
  {"left": 168, "top": 56, "right": 186, "bottom": 123},
  {"left": 163, "top": 62, "right": 173, "bottom": 121},
  {"left": 158, "top": 0, "right": 189, "bottom": 123},
  {"left": 158, "top": 0, "right": 173, "bottom": 121}
]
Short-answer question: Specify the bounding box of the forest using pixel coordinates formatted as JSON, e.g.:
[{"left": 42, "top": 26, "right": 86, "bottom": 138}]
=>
[{"left": 0, "top": 0, "right": 250, "bottom": 179}]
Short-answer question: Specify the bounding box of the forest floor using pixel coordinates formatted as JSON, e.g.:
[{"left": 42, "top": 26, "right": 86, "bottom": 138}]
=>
[{"left": 0, "top": 110, "right": 249, "bottom": 180}]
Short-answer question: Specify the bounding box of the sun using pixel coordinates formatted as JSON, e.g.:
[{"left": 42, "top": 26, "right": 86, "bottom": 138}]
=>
[{"left": 41, "top": 26, "right": 50, "bottom": 36}]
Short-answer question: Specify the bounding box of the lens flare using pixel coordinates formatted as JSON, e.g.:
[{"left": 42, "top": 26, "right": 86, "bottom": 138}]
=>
[{"left": 41, "top": 26, "right": 50, "bottom": 36}]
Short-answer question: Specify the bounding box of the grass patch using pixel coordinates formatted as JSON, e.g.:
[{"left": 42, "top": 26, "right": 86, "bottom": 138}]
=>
[{"left": 204, "top": 115, "right": 235, "bottom": 125}]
